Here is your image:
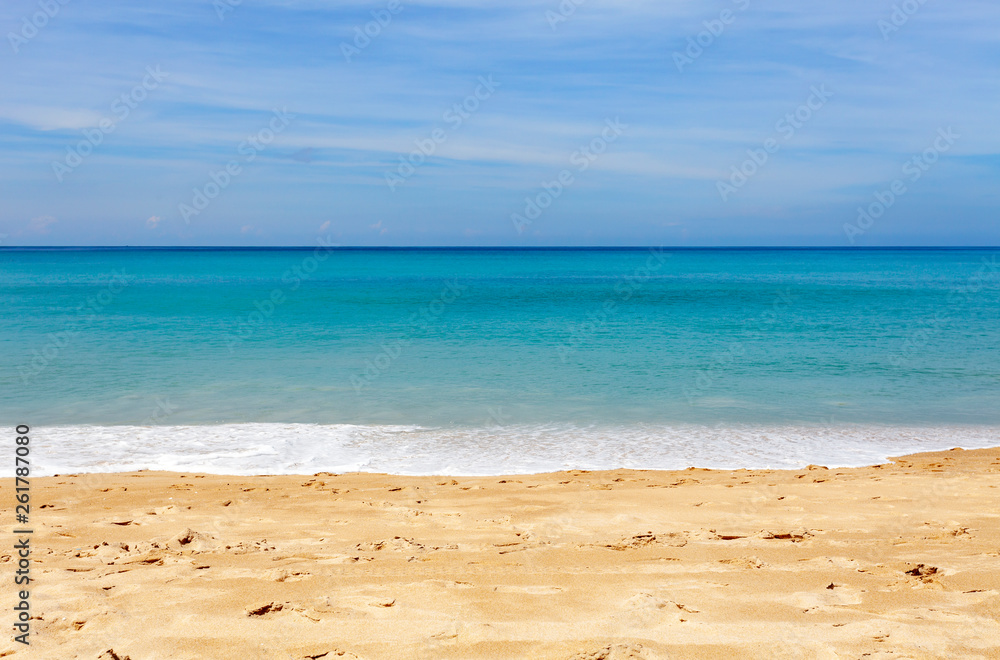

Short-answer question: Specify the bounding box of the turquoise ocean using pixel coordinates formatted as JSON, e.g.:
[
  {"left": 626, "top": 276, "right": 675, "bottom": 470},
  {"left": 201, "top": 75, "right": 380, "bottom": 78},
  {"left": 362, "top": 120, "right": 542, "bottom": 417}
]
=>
[{"left": 2, "top": 247, "right": 998, "bottom": 475}]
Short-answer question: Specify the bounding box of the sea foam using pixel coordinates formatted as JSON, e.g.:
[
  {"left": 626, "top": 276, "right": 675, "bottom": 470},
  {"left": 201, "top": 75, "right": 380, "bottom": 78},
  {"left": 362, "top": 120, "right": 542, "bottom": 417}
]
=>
[{"left": 31, "top": 423, "right": 1000, "bottom": 476}]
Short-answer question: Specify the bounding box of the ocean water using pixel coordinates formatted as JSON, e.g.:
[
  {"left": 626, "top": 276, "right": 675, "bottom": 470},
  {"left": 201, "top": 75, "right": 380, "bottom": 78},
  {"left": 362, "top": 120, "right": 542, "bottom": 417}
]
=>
[{"left": 2, "top": 247, "right": 998, "bottom": 475}]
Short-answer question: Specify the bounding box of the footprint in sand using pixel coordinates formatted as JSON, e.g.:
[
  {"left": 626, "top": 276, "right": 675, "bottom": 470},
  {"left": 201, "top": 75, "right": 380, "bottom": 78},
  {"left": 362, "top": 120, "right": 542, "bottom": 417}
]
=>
[
  {"left": 98, "top": 650, "right": 132, "bottom": 660},
  {"left": 246, "top": 601, "right": 324, "bottom": 621},
  {"left": 421, "top": 579, "right": 475, "bottom": 589},
  {"left": 569, "top": 642, "right": 656, "bottom": 660},
  {"left": 599, "top": 532, "right": 688, "bottom": 550},
  {"left": 493, "top": 585, "right": 564, "bottom": 595},
  {"left": 355, "top": 537, "right": 425, "bottom": 553},
  {"left": 273, "top": 569, "right": 313, "bottom": 582},
  {"left": 246, "top": 601, "right": 286, "bottom": 617},
  {"left": 718, "top": 556, "right": 766, "bottom": 569},
  {"left": 615, "top": 592, "right": 701, "bottom": 628},
  {"left": 784, "top": 584, "right": 863, "bottom": 610},
  {"left": 167, "top": 528, "right": 217, "bottom": 551}
]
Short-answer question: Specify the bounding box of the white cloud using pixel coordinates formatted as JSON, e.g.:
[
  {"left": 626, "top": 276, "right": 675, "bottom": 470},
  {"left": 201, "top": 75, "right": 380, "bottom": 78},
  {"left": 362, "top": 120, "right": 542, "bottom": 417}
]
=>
[{"left": 0, "top": 106, "right": 105, "bottom": 131}]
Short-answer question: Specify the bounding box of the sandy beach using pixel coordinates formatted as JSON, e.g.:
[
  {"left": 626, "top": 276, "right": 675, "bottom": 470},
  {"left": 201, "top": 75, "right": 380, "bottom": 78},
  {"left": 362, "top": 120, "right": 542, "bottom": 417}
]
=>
[{"left": 3, "top": 446, "right": 999, "bottom": 659}]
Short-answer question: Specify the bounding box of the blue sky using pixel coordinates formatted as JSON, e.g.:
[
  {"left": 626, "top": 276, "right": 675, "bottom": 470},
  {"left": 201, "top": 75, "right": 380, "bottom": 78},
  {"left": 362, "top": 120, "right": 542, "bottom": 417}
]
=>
[{"left": 1, "top": 0, "right": 998, "bottom": 246}]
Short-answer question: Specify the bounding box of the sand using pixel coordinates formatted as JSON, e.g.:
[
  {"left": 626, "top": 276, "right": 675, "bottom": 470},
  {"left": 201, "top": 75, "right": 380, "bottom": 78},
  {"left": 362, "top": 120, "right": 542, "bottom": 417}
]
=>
[{"left": 2, "top": 446, "right": 999, "bottom": 659}]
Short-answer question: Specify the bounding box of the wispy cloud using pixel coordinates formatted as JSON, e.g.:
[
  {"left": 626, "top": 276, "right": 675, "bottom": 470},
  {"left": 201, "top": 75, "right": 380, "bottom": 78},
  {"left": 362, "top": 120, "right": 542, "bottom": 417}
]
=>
[{"left": 0, "top": 0, "right": 997, "bottom": 245}]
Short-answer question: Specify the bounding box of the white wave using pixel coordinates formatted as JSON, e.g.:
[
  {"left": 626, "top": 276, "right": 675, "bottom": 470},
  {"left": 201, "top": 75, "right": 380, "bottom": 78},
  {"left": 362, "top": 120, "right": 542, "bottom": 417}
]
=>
[{"left": 27, "top": 423, "right": 1000, "bottom": 476}]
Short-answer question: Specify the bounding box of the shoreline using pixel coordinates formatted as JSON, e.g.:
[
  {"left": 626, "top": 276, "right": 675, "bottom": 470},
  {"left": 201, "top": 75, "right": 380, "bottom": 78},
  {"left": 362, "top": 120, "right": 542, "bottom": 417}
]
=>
[
  {"left": 28, "top": 423, "right": 1000, "bottom": 477},
  {"left": 4, "top": 446, "right": 999, "bottom": 658},
  {"left": 41, "top": 440, "right": 1000, "bottom": 478}
]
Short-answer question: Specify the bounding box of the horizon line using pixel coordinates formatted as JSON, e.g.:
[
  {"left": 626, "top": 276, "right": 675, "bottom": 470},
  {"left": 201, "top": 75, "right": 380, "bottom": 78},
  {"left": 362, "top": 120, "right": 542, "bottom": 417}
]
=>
[{"left": 1, "top": 245, "right": 998, "bottom": 251}]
